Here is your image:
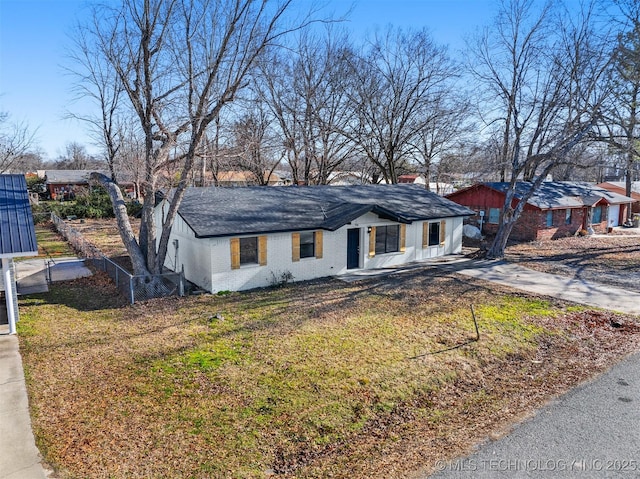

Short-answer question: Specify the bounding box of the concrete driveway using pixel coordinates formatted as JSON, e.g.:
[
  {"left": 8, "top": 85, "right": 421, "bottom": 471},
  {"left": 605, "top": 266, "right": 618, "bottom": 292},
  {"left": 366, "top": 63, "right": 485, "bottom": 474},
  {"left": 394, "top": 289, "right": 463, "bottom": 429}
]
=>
[
  {"left": 440, "top": 259, "right": 640, "bottom": 316},
  {"left": 14, "top": 257, "right": 92, "bottom": 295}
]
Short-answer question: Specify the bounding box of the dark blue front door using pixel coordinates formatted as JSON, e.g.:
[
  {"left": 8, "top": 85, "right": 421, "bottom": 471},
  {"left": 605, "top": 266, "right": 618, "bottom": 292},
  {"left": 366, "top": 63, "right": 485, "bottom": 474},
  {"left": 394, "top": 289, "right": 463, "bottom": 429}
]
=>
[{"left": 347, "top": 228, "right": 360, "bottom": 269}]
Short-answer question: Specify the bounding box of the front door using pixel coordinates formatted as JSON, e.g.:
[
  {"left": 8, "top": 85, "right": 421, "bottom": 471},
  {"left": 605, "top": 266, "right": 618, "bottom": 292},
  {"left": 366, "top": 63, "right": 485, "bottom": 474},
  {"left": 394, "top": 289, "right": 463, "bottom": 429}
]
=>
[{"left": 347, "top": 228, "right": 360, "bottom": 269}]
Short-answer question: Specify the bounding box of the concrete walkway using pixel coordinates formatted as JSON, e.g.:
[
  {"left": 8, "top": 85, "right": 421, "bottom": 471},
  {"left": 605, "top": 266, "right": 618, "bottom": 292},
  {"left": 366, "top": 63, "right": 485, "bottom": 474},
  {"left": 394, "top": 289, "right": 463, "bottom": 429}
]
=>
[
  {"left": 0, "top": 334, "right": 47, "bottom": 479},
  {"left": 14, "top": 257, "right": 92, "bottom": 295}
]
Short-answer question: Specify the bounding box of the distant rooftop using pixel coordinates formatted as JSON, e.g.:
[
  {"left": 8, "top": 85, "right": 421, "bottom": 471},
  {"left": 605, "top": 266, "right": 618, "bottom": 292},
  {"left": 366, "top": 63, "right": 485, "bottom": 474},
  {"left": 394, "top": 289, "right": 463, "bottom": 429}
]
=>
[
  {"left": 45, "top": 170, "right": 110, "bottom": 184},
  {"left": 482, "top": 181, "right": 635, "bottom": 209}
]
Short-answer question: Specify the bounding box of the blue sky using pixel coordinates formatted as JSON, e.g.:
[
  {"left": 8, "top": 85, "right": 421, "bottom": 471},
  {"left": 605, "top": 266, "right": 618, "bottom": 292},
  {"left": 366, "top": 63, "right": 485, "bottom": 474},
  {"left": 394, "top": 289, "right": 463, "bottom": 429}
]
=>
[{"left": 0, "top": 0, "right": 497, "bottom": 161}]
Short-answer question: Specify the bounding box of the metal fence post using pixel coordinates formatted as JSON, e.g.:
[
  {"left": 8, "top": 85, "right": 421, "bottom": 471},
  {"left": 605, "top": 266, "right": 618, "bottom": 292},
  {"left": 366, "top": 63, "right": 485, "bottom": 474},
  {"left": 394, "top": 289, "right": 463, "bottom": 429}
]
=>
[{"left": 129, "top": 276, "right": 135, "bottom": 304}]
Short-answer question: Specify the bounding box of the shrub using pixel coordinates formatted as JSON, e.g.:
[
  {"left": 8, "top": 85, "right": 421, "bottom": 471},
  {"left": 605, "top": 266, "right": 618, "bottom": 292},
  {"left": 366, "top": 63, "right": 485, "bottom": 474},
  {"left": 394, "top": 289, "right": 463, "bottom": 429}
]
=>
[{"left": 126, "top": 200, "right": 143, "bottom": 217}]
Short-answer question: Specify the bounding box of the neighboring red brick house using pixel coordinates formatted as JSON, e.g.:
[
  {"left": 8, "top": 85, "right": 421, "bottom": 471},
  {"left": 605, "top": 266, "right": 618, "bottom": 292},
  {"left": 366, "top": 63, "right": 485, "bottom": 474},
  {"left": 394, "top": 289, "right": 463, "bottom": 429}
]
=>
[
  {"left": 44, "top": 170, "right": 110, "bottom": 200},
  {"left": 597, "top": 182, "right": 640, "bottom": 214},
  {"left": 446, "top": 182, "right": 636, "bottom": 241}
]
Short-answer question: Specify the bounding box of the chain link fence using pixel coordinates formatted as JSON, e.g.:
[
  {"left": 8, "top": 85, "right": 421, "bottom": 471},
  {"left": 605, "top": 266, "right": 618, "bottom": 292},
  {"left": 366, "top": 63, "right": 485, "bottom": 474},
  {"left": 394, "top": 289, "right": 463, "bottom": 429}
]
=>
[{"left": 51, "top": 213, "right": 184, "bottom": 304}]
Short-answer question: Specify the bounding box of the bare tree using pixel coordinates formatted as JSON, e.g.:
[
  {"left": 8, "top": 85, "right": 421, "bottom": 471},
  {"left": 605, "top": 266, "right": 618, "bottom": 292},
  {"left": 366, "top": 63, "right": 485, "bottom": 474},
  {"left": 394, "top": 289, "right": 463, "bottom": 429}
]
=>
[
  {"left": 298, "top": 30, "right": 358, "bottom": 184},
  {"left": 409, "top": 96, "right": 471, "bottom": 190},
  {"left": 468, "top": 0, "right": 614, "bottom": 258},
  {"left": 67, "top": 24, "right": 125, "bottom": 182},
  {"left": 228, "top": 104, "right": 282, "bottom": 185},
  {"left": 256, "top": 28, "right": 355, "bottom": 185},
  {"left": 344, "top": 27, "right": 457, "bottom": 184},
  {"left": 0, "top": 112, "right": 37, "bottom": 173},
  {"left": 55, "top": 142, "right": 102, "bottom": 170},
  {"left": 74, "top": 0, "right": 311, "bottom": 276},
  {"left": 113, "top": 122, "right": 146, "bottom": 198},
  {"left": 256, "top": 51, "right": 308, "bottom": 184},
  {"left": 550, "top": 143, "right": 605, "bottom": 181},
  {"left": 598, "top": 0, "right": 640, "bottom": 210}
]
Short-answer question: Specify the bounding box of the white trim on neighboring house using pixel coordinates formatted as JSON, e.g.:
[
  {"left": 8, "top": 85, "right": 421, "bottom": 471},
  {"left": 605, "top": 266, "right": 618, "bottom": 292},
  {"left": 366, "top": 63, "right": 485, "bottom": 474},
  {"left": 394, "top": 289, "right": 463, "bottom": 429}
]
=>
[
  {"left": 1, "top": 174, "right": 38, "bottom": 335},
  {"left": 2, "top": 258, "right": 18, "bottom": 334}
]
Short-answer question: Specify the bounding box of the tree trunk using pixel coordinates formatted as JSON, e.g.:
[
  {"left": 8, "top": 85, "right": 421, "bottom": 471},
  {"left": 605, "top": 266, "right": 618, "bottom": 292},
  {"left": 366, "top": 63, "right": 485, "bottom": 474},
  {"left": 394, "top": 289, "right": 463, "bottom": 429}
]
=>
[
  {"left": 485, "top": 217, "right": 516, "bottom": 259},
  {"left": 89, "top": 173, "right": 150, "bottom": 275}
]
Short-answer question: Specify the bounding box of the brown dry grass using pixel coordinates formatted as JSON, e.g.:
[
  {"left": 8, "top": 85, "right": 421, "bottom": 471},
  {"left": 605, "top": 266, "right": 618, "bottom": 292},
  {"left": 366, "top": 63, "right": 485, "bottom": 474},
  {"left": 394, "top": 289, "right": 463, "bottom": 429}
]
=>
[
  {"left": 18, "top": 251, "right": 640, "bottom": 479},
  {"left": 64, "top": 218, "right": 140, "bottom": 258}
]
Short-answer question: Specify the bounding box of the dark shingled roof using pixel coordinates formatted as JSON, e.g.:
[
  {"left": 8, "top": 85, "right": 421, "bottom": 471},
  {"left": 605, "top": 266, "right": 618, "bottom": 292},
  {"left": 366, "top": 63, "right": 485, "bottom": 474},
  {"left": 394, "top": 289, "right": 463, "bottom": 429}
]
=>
[
  {"left": 0, "top": 175, "right": 38, "bottom": 257},
  {"left": 44, "top": 170, "right": 110, "bottom": 184},
  {"left": 483, "top": 182, "right": 635, "bottom": 209},
  {"left": 174, "top": 184, "right": 474, "bottom": 238}
]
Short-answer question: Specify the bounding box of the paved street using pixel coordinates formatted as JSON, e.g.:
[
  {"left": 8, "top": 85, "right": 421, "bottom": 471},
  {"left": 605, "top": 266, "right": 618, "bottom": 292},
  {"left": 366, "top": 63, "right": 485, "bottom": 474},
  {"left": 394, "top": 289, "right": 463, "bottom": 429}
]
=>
[{"left": 427, "top": 348, "right": 640, "bottom": 478}]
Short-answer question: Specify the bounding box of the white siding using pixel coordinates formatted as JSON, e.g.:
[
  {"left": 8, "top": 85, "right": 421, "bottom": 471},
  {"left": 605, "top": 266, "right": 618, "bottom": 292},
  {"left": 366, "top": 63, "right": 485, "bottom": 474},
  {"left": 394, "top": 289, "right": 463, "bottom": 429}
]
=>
[
  {"left": 205, "top": 230, "right": 345, "bottom": 292},
  {"left": 156, "top": 202, "right": 466, "bottom": 293}
]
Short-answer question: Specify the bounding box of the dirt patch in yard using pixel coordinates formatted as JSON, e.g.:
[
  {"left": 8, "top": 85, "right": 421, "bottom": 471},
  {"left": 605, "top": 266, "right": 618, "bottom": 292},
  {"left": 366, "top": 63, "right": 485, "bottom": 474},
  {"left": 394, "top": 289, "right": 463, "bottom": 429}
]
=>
[{"left": 62, "top": 218, "right": 139, "bottom": 259}]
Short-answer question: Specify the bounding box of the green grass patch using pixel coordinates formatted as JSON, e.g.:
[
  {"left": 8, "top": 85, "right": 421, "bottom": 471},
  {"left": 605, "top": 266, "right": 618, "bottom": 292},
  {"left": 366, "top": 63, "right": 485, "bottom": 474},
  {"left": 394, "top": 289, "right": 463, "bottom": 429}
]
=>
[
  {"left": 16, "top": 274, "right": 596, "bottom": 478},
  {"left": 33, "top": 223, "right": 76, "bottom": 258}
]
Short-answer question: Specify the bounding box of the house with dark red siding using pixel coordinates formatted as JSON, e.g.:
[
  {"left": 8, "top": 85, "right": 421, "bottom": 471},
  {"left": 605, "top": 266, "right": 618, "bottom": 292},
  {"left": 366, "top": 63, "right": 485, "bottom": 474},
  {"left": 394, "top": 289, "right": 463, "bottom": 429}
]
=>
[{"left": 446, "top": 182, "right": 637, "bottom": 241}]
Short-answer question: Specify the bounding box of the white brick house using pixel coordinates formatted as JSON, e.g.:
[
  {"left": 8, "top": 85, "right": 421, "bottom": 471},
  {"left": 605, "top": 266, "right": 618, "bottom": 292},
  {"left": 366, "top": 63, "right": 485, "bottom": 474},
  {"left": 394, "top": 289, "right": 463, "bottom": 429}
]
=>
[{"left": 155, "top": 184, "right": 473, "bottom": 293}]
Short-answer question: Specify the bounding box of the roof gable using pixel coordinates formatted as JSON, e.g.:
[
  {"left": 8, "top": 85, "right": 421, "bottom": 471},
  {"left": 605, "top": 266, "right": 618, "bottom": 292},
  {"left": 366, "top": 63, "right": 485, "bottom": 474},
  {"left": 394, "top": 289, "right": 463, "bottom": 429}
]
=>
[
  {"left": 0, "top": 175, "right": 38, "bottom": 257},
  {"left": 171, "top": 184, "right": 474, "bottom": 238}
]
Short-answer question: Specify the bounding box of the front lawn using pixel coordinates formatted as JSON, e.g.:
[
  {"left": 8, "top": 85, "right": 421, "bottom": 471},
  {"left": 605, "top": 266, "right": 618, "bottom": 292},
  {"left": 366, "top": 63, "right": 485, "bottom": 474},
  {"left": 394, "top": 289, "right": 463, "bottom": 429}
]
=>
[{"left": 18, "top": 269, "right": 640, "bottom": 478}]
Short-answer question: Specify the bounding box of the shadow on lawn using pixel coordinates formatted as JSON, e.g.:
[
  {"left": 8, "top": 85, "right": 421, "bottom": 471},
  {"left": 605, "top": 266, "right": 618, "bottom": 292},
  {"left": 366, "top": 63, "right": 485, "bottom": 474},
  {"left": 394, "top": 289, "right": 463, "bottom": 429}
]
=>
[
  {"left": 206, "top": 265, "right": 496, "bottom": 340},
  {"left": 21, "top": 263, "right": 502, "bottom": 360},
  {"left": 26, "top": 274, "right": 130, "bottom": 312}
]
